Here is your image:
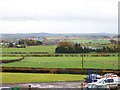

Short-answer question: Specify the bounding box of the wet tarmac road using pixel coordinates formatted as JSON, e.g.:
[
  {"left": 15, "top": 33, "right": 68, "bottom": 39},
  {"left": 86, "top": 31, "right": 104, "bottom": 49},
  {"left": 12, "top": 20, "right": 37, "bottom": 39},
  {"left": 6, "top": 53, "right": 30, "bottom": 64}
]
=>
[
  {"left": 2, "top": 82, "right": 83, "bottom": 90},
  {"left": 23, "top": 82, "right": 82, "bottom": 88}
]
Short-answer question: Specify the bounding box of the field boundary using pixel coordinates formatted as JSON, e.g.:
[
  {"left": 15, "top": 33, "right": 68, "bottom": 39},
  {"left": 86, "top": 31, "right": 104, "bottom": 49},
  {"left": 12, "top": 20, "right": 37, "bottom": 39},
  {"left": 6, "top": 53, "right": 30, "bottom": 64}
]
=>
[
  {"left": 1, "top": 53, "right": 118, "bottom": 57},
  {"left": 2, "top": 67, "right": 120, "bottom": 76},
  {"left": 0, "top": 57, "right": 25, "bottom": 63}
]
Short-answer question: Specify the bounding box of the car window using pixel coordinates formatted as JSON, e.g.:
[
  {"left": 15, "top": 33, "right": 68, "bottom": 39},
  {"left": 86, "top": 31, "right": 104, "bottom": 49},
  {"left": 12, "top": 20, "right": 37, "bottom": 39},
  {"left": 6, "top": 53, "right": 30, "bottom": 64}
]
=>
[
  {"left": 88, "top": 84, "right": 93, "bottom": 88},
  {"left": 104, "top": 79, "right": 114, "bottom": 83},
  {"left": 92, "top": 85, "right": 97, "bottom": 88},
  {"left": 97, "top": 79, "right": 105, "bottom": 84}
]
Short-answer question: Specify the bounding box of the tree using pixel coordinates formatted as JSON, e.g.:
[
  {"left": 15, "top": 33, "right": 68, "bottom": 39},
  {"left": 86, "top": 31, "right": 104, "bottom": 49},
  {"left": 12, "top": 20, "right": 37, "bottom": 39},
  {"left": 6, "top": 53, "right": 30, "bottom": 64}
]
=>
[
  {"left": 8, "top": 43, "right": 14, "bottom": 48},
  {"left": 58, "top": 41, "right": 74, "bottom": 47},
  {"left": 74, "top": 43, "right": 83, "bottom": 53},
  {"left": 55, "top": 46, "right": 65, "bottom": 53},
  {"left": 55, "top": 41, "right": 74, "bottom": 53},
  {"left": 110, "top": 39, "right": 118, "bottom": 44},
  {"left": 55, "top": 41, "right": 84, "bottom": 53},
  {"left": 19, "top": 39, "right": 42, "bottom": 46}
]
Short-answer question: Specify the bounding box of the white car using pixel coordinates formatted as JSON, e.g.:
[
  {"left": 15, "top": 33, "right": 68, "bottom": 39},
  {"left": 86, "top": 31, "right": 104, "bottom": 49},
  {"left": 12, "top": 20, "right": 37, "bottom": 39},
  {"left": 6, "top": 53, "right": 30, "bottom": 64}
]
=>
[
  {"left": 84, "top": 83, "right": 110, "bottom": 90},
  {"left": 102, "top": 73, "right": 118, "bottom": 78},
  {"left": 86, "top": 76, "right": 119, "bottom": 90},
  {"left": 0, "top": 87, "right": 11, "bottom": 90}
]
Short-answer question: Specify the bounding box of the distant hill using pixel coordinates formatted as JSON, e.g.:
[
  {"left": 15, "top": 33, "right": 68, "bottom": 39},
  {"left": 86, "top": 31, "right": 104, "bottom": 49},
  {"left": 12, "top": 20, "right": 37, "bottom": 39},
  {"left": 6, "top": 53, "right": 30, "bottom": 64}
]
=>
[{"left": 1, "top": 33, "right": 117, "bottom": 42}]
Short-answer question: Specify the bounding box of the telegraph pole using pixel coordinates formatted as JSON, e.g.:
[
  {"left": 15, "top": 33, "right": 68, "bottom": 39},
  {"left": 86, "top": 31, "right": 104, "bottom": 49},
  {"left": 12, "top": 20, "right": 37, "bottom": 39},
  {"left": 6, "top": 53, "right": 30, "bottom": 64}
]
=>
[{"left": 82, "top": 53, "right": 84, "bottom": 69}]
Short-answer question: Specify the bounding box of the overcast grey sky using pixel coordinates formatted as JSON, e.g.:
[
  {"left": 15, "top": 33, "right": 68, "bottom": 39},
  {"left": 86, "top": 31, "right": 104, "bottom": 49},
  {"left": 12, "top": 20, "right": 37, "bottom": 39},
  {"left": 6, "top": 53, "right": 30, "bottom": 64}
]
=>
[{"left": 0, "top": 0, "right": 119, "bottom": 34}]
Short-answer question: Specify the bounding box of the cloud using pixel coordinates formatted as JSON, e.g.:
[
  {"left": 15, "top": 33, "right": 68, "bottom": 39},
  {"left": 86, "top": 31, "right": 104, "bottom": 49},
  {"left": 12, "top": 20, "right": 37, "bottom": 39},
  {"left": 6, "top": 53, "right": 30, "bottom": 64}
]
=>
[
  {"left": 0, "top": 0, "right": 118, "bottom": 34},
  {"left": 0, "top": 17, "right": 117, "bottom": 34},
  {"left": 1, "top": 16, "right": 37, "bottom": 21},
  {"left": 0, "top": 15, "right": 117, "bottom": 22}
]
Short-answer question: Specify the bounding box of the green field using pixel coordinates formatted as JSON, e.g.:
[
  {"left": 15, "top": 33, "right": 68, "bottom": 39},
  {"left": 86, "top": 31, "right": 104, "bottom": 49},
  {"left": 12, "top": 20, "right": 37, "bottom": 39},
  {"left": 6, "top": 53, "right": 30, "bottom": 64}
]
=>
[
  {"left": 1, "top": 72, "right": 85, "bottom": 83},
  {"left": 71, "top": 38, "right": 110, "bottom": 44},
  {"left": 1, "top": 45, "right": 119, "bottom": 69},
  {"left": 2, "top": 45, "right": 57, "bottom": 54},
  {"left": 2, "top": 56, "right": 118, "bottom": 69},
  {"left": 46, "top": 37, "right": 111, "bottom": 44},
  {"left": 0, "top": 57, "right": 22, "bottom": 60}
]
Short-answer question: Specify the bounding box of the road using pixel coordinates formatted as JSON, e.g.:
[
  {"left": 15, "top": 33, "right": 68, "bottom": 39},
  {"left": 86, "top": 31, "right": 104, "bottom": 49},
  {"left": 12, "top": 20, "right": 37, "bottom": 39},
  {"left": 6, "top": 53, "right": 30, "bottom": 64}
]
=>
[{"left": 2, "top": 82, "right": 83, "bottom": 90}]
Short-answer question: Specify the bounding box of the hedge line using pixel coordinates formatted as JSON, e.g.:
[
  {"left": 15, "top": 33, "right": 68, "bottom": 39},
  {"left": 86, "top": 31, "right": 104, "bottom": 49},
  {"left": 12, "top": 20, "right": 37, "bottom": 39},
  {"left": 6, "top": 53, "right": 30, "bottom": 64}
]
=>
[
  {"left": 1, "top": 54, "right": 119, "bottom": 57},
  {"left": 2, "top": 67, "right": 120, "bottom": 76},
  {"left": 0, "top": 57, "right": 25, "bottom": 63}
]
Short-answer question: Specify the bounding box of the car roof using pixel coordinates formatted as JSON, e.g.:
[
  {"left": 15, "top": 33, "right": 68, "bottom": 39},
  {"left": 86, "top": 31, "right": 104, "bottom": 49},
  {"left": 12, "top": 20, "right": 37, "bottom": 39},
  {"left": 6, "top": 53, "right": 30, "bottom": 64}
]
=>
[
  {"left": 0, "top": 87, "right": 11, "bottom": 88},
  {"left": 104, "top": 73, "right": 117, "bottom": 76}
]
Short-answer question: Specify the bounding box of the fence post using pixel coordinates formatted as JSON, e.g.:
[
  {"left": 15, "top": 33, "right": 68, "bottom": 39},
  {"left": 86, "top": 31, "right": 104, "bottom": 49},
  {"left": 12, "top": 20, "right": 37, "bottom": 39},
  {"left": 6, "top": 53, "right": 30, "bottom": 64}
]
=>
[
  {"left": 29, "top": 85, "right": 31, "bottom": 90},
  {"left": 81, "top": 82, "right": 83, "bottom": 90}
]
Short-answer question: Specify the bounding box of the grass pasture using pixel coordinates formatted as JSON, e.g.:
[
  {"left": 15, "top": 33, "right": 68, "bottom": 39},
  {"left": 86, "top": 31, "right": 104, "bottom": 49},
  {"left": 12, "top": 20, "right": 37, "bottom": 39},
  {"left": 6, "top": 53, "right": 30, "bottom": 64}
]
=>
[
  {"left": 2, "top": 56, "right": 118, "bottom": 69},
  {"left": 0, "top": 57, "right": 22, "bottom": 60},
  {"left": 2, "top": 45, "right": 57, "bottom": 54},
  {"left": 71, "top": 38, "right": 110, "bottom": 44},
  {"left": 1, "top": 72, "right": 85, "bottom": 83}
]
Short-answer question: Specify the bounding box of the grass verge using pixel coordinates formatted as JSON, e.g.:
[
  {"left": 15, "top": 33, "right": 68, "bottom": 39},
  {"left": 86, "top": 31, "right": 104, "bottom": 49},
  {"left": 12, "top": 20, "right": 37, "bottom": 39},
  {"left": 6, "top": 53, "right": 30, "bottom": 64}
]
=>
[{"left": 1, "top": 72, "right": 85, "bottom": 84}]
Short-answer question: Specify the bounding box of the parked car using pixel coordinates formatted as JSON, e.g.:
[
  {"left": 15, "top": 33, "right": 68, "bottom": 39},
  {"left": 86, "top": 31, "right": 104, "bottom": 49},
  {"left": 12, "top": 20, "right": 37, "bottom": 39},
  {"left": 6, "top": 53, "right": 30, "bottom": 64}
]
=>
[
  {"left": 0, "top": 87, "right": 11, "bottom": 90},
  {"left": 102, "top": 73, "right": 118, "bottom": 78},
  {"left": 84, "top": 74, "right": 102, "bottom": 83},
  {"left": 84, "top": 76, "right": 119, "bottom": 90},
  {"left": 83, "top": 83, "right": 110, "bottom": 90}
]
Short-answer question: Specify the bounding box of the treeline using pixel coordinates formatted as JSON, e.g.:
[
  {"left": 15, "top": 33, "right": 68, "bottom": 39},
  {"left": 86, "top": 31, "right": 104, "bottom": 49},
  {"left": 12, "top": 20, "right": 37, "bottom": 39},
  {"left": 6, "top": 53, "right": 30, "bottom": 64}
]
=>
[
  {"left": 55, "top": 41, "right": 118, "bottom": 53},
  {"left": 18, "top": 39, "right": 42, "bottom": 46},
  {"left": 7, "top": 39, "right": 42, "bottom": 48}
]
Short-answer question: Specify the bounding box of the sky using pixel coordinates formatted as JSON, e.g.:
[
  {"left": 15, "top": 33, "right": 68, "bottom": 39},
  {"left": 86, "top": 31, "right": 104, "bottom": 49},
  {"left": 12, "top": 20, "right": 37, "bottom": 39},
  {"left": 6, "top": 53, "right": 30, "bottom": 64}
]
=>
[{"left": 0, "top": 0, "right": 119, "bottom": 34}]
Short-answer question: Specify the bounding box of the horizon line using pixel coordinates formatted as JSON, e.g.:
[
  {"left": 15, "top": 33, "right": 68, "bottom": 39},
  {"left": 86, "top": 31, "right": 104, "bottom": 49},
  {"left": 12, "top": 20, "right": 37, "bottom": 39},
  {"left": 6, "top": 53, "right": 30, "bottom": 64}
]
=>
[{"left": 0, "top": 32, "right": 118, "bottom": 34}]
